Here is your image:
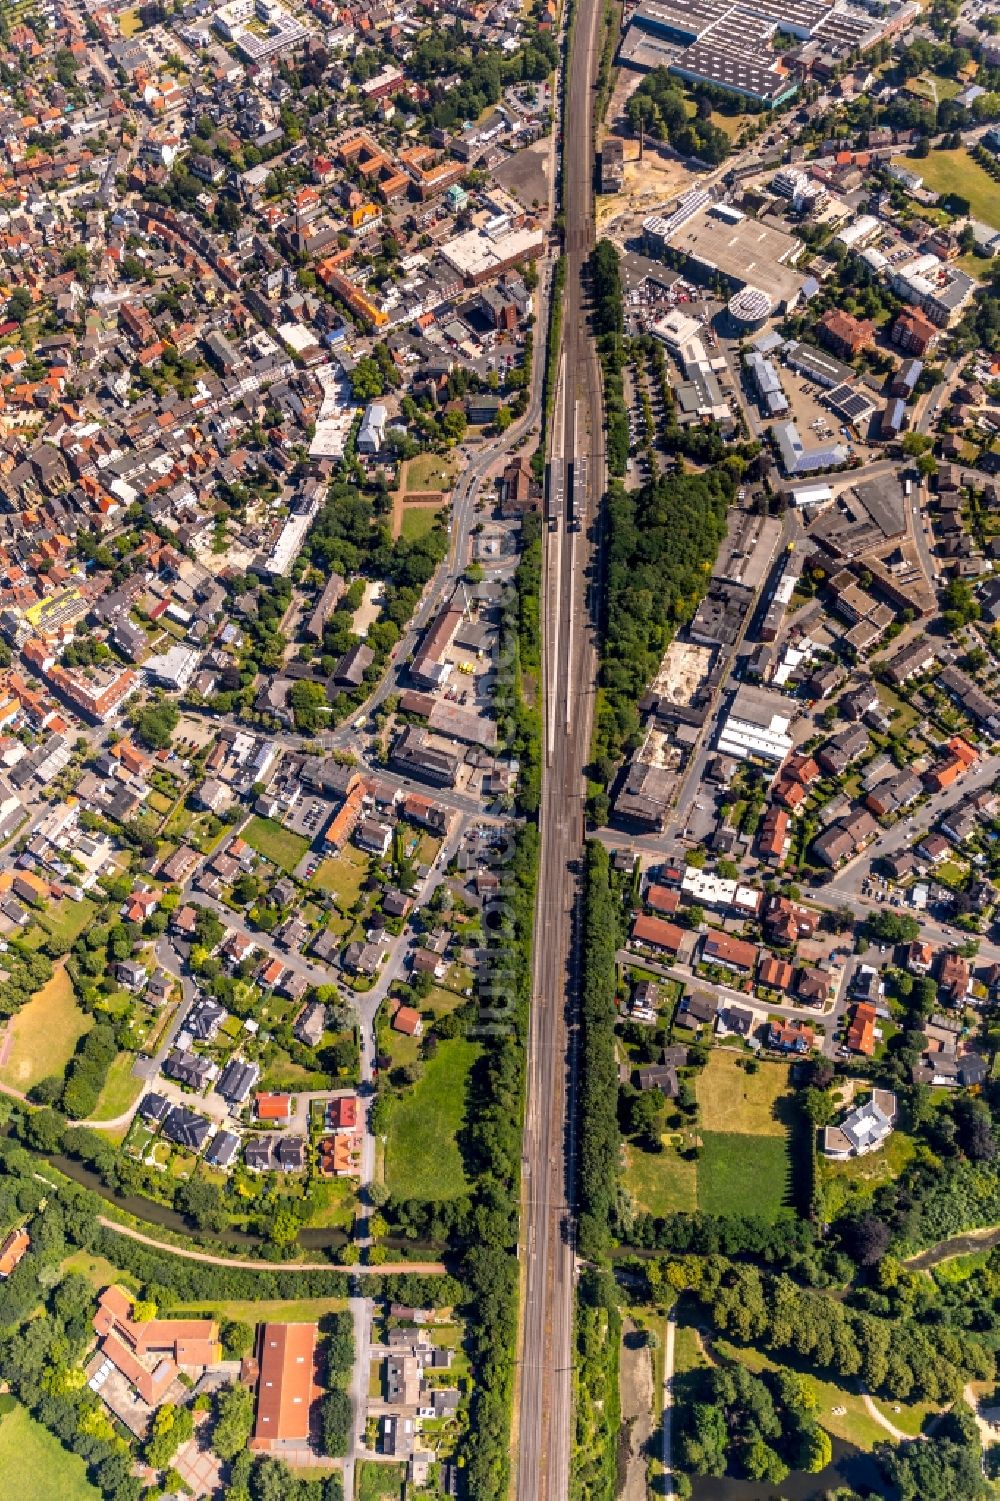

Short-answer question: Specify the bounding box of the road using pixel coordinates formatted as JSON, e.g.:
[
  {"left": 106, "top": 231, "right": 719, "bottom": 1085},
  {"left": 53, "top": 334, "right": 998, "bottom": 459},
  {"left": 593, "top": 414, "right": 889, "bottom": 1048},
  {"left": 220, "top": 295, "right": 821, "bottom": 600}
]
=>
[
  {"left": 662, "top": 1308, "right": 677, "bottom": 1496},
  {"left": 513, "top": 0, "right": 605, "bottom": 1490}
]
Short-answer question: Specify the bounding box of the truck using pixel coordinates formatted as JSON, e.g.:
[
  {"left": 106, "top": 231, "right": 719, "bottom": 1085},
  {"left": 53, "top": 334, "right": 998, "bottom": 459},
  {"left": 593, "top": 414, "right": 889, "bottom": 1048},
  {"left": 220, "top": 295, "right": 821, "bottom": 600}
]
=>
[{"left": 546, "top": 456, "right": 564, "bottom": 530}]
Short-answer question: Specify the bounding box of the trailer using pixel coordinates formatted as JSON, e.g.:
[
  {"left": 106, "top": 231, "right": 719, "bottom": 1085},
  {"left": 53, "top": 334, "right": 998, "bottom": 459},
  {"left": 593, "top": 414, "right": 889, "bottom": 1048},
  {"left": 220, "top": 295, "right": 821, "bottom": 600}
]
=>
[
  {"left": 569, "top": 456, "right": 587, "bottom": 531},
  {"left": 546, "top": 456, "right": 564, "bottom": 530}
]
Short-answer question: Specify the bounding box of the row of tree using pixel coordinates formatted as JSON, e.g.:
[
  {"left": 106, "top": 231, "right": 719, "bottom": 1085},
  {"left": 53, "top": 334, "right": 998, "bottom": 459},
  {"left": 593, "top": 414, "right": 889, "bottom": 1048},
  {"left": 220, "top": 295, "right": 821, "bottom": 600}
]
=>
[{"left": 577, "top": 843, "right": 623, "bottom": 1261}]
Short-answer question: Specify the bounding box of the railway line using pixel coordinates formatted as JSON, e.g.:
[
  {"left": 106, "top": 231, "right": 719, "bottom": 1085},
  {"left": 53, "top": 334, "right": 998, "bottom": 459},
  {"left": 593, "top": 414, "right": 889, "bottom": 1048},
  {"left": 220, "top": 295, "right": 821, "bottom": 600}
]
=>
[{"left": 514, "top": 0, "right": 606, "bottom": 1490}]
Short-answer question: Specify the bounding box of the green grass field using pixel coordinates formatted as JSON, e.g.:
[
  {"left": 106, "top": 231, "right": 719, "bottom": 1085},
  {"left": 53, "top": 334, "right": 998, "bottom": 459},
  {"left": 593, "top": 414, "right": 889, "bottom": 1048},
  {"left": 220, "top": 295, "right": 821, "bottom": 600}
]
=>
[
  {"left": 623, "top": 1139, "right": 697, "bottom": 1217},
  {"left": 385, "top": 1038, "right": 479, "bottom": 1200},
  {"left": 310, "top": 846, "right": 369, "bottom": 910},
  {"left": 89, "top": 1053, "right": 144, "bottom": 1126},
  {"left": 404, "top": 453, "right": 457, "bottom": 492},
  {"left": 61, "top": 1250, "right": 135, "bottom": 1291},
  {"left": 697, "top": 1132, "right": 793, "bottom": 1221},
  {"left": 357, "top": 1461, "right": 406, "bottom": 1501},
  {"left": 400, "top": 505, "right": 445, "bottom": 544},
  {"left": 0, "top": 966, "right": 92, "bottom": 1093},
  {"left": 697, "top": 1052, "right": 793, "bottom": 1136},
  {"left": 0, "top": 1404, "right": 100, "bottom": 1500},
  {"left": 244, "top": 815, "right": 310, "bottom": 874},
  {"left": 893, "top": 148, "right": 1000, "bottom": 225},
  {"left": 715, "top": 1340, "right": 891, "bottom": 1451},
  {"left": 34, "top": 897, "right": 99, "bottom": 951},
  {"left": 172, "top": 1294, "right": 348, "bottom": 1323}
]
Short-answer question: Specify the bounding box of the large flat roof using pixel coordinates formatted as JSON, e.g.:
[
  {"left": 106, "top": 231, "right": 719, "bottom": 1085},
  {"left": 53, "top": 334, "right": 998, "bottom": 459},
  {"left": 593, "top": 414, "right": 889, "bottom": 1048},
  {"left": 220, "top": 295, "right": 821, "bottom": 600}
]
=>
[
  {"left": 661, "top": 207, "right": 806, "bottom": 308},
  {"left": 252, "top": 1322, "right": 318, "bottom": 1448}
]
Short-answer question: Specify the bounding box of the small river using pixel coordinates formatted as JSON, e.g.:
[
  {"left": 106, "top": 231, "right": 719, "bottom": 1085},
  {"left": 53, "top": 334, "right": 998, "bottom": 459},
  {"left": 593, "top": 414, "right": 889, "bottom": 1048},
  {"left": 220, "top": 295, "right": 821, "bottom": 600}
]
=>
[
  {"left": 690, "top": 1437, "right": 889, "bottom": 1501},
  {"left": 48, "top": 1152, "right": 443, "bottom": 1258}
]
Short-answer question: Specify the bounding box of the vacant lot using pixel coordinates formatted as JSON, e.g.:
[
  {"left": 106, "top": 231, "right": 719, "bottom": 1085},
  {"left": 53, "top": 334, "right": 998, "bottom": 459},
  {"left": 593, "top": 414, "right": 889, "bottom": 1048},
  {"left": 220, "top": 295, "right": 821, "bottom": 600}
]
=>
[
  {"left": 623, "top": 1138, "right": 697, "bottom": 1217},
  {"left": 173, "top": 1294, "right": 347, "bottom": 1323},
  {"left": 893, "top": 148, "right": 1000, "bottom": 225},
  {"left": 244, "top": 815, "right": 310, "bottom": 874},
  {"left": 310, "top": 846, "right": 369, "bottom": 910},
  {"left": 90, "top": 1053, "right": 144, "bottom": 1126},
  {"left": 697, "top": 1052, "right": 792, "bottom": 1136},
  {"left": 698, "top": 1132, "right": 793, "bottom": 1221},
  {"left": 0, "top": 1404, "right": 99, "bottom": 1501},
  {"left": 385, "top": 1038, "right": 478, "bottom": 1200},
  {"left": 0, "top": 966, "right": 91, "bottom": 1093},
  {"left": 357, "top": 1461, "right": 406, "bottom": 1501}
]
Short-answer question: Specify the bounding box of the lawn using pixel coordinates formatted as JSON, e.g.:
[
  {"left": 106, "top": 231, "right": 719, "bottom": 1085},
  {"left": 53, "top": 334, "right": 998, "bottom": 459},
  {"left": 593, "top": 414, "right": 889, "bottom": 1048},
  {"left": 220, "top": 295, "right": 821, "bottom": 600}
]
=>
[
  {"left": 404, "top": 453, "right": 458, "bottom": 493},
  {"left": 697, "top": 1132, "right": 793, "bottom": 1221},
  {"left": 90, "top": 1052, "right": 144, "bottom": 1125},
  {"left": 400, "top": 505, "right": 444, "bottom": 544},
  {"left": 244, "top": 815, "right": 310, "bottom": 874},
  {"left": 172, "top": 1295, "right": 348, "bottom": 1323},
  {"left": 34, "top": 896, "right": 99, "bottom": 951},
  {"left": 893, "top": 148, "right": 1000, "bottom": 225},
  {"left": 0, "top": 1404, "right": 100, "bottom": 1501},
  {"left": 357, "top": 1461, "right": 406, "bottom": 1501},
  {"left": 302, "top": 1177, "right": 357, "bottom": 1230},
  {"left": 0, "top": 965, "right": 91, "bottom": 1093},
  {"left": 61, "top": 1250, "right": 135, "bottom": 1291},
  {"left": 697, "top": 1051, "right": 792, "bottom": 1136},
  {"left": 310, "top": 847, "right": 369, "bottom": 910},
  {"left": 385, "top": 1038, "right": 479, "bottom": 1200},
  {"left": 623, "top": 1138, "right": 697, "bottom": 1217}
]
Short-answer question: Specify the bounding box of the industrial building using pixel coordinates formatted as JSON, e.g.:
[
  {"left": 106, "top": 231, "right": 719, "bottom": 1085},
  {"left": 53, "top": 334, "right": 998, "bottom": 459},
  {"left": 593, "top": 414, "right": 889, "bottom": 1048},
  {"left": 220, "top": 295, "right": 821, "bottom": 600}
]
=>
[
  {"left": 744, "top": 350, "right": 788, "bottom": 416},
  {"left": 773, "top": 420, "right": 848, "bottom": 476},
  {"left": 644, "top": 202, "right": 807, "bottom": 312},
  {"left": 717, "top": 684, "right": 795, "bottom": 763},
  {"left": 620, "top": 0, "right": 916, "bottom": 105}
]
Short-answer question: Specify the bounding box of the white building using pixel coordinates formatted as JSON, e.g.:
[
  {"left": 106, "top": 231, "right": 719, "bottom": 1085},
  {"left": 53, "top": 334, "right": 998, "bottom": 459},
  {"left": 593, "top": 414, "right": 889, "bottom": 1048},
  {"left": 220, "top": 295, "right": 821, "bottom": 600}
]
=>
[
  {"left": 823, "top": 1089, "right": 897, "bottom": 1159},
  {"left": 142, "top": 644, "right": 200, "bottom": 694},
  {"left": 717, "top": 684, "right": 795, "bottom": 764},
  {"left": 358, "top": 402, "right": 387, "bottom": 455}
]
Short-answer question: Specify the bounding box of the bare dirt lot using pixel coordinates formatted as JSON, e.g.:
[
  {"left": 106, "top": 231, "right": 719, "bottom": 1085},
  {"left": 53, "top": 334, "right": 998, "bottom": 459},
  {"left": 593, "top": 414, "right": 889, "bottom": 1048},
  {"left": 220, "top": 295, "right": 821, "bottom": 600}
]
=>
[
  {"left": 652, "top": 639, "right": 714, "bottom": 707},
  {"left": 597, "top": 143, "right": 704, "bottom": 229},
  {"left": 494, "top": 139, "right": 552, "bottom": 211},
  {"left": 618, "top": 1317, "right": 654, "bottom": 1501}
]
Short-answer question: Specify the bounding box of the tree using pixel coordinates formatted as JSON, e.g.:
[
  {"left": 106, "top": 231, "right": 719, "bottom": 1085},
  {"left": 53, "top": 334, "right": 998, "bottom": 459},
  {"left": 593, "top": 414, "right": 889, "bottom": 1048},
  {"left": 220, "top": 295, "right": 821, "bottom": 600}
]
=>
[
  {"left": 320, "top": 1388, "right": 352, "bottom": 1456},
  {"left": 801, "top": 1425, "right": 832, "bottom": 1472},
  {"left": 135, "top": 699, "right": 179, "bottom": 750},
  {"left": 213, "top": 1382, "right": 255, "bottom": 1462},
  {"left": 844, "top": 1211, "right": 892, "bottom": 1266},
  {"left": 221, "top": 1319, "right": 254, "bottom": 1359},
  {"left": 746, "top": 1438, "right": 789, "bottom": 1484},
  {"left": 6, "top": 287, "right": 32, "bottom": 324},
  {"left": 351, "top": 357, "right": 384, "bottom": 401}
]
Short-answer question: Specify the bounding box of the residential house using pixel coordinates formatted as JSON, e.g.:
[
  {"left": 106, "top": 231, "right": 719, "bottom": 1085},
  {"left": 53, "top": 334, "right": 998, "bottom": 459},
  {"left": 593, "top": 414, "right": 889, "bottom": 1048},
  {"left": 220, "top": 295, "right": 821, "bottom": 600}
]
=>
[
  {"left": 823, "top": 1090, "right": 897, "bottom": 1158},
  {"left": 702, "top": 931, "right": 758, "bottom": 974}
]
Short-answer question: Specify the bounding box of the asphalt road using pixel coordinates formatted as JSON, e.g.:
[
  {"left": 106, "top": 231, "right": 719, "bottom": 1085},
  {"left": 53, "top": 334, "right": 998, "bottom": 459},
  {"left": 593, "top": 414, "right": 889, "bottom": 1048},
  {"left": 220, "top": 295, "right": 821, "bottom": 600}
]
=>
[{"left": 514, "top": 0, "right": 605, "bottom": 1492}]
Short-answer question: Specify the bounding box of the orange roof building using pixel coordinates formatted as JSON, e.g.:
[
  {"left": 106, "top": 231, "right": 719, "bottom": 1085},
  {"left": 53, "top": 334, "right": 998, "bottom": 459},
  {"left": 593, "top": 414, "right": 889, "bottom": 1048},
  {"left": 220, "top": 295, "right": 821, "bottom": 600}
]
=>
[
  {"left": 251, "top": 1323, "right": 319, "bottom": 1451},
  {"left": 631, "top": 914, "right": 684, "bottom": 953},
  {"left": 256, "top": 1093, "right": 292, "bottom": 1121},
  {"left": 847, "top": 1002, "right": 877, "bottom": 1056},
  {"left": 93, "top": 1286, "right": 220, "bottom": 1407},
  {"left": 0, "top": 1227, "right": 29, "bottom": 1277}
]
